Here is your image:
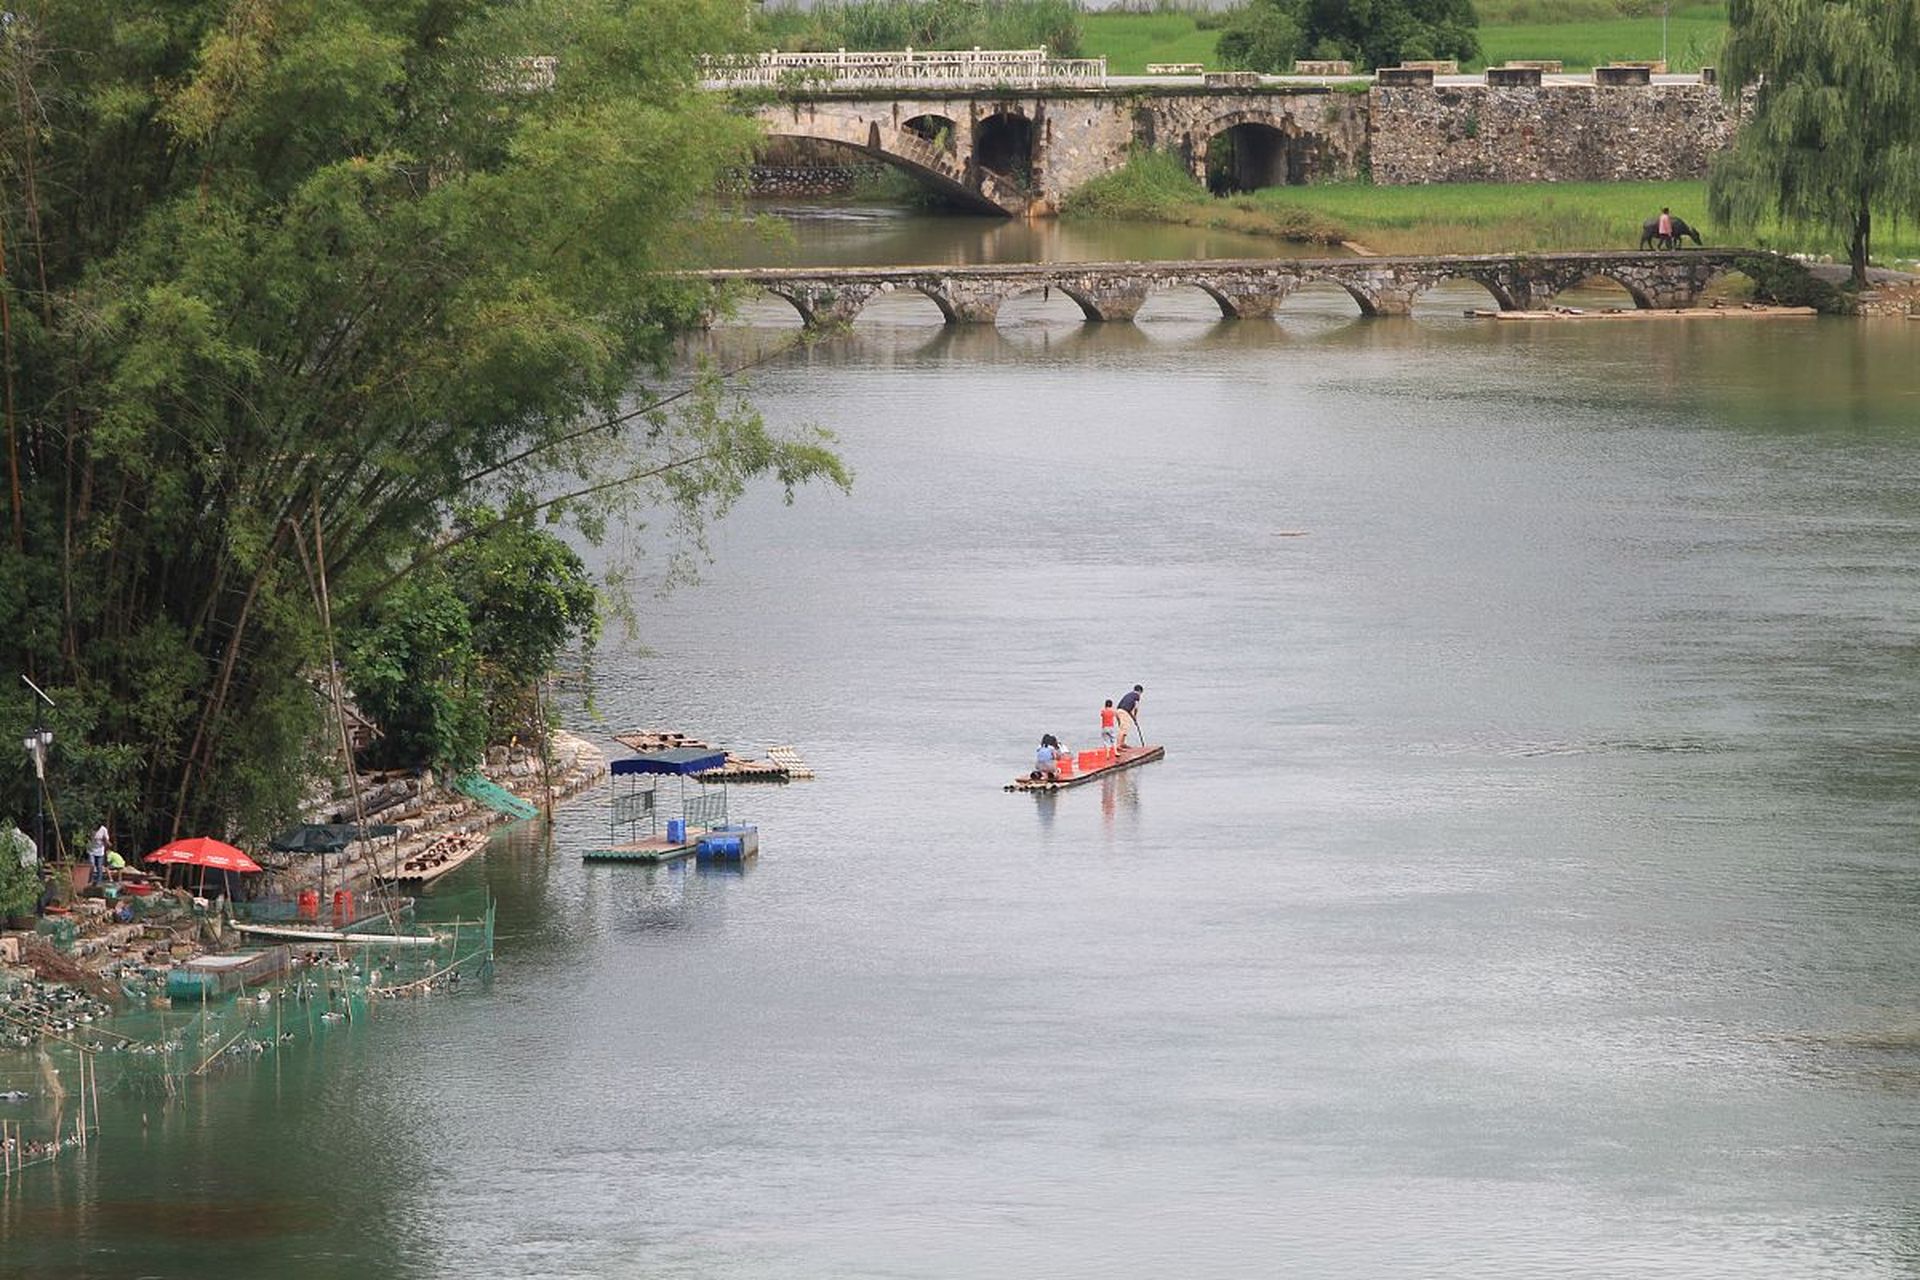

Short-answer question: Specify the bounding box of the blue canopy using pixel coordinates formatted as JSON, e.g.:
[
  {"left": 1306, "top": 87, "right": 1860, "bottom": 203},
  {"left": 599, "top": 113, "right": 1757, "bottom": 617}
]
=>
[{"left": 611, "top": 747, "right": 726, "bottom": 776}]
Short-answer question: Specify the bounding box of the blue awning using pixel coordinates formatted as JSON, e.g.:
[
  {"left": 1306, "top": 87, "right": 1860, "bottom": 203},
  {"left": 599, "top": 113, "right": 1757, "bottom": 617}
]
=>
[{"left": 611, "top": 747, "right": 727, "bottom": 776}]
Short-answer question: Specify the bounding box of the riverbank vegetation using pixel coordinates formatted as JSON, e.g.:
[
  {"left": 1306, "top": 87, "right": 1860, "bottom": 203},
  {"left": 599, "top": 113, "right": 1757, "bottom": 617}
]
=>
[
  {"left": 1063, "top": 153, "right": 1920, "bottom": 265},
  {"left": 1062, "top": 151, "right": 1347, "bottom": 242},
  {"left": 1708, "top": 0, "right": 1920, "bottom": 288},
  {"left": 0, "top": 1, "right": 846, "bottom": 850}
]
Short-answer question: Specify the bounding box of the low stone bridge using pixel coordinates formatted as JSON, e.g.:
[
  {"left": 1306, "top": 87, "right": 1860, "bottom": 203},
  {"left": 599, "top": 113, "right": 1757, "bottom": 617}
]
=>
[{"left": 692, "top": 251, "right": 1766, "bottom": 327}]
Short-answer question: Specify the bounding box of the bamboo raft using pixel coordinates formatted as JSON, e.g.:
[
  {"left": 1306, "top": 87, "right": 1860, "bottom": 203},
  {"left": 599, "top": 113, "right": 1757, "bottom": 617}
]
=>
[
  {"left": 613, "top": 730, "right": 813, "bottom": 782},
  {"left": 381, "top": 831, "right": 488, "bottom": 888},
  {"left": 1005, "top": 744, "right": 1166, "bottom": 792}
]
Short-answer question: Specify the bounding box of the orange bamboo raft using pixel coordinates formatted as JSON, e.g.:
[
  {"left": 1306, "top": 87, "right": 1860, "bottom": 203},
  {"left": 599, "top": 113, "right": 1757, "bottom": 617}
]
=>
[{"left": 1004, "top": 744, "right": 1166, "bottom": 792}]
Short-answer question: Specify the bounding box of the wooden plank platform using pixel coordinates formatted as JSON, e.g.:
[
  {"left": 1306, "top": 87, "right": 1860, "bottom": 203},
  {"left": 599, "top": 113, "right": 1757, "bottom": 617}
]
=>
[
  {"left": 765, "top": 745, "right": 815, "bottom": 779},
  {"left": 582, "top": 834, "right": 705, "bottom": 864},
  {"left": 1005, "top": 744, "right": 1166, "bottom": 792}
]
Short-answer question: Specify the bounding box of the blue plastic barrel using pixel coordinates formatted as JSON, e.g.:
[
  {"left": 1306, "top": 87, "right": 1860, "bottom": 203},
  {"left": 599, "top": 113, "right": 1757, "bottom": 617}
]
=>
[
  {"left": 666, "top": 817, "right": 686, "bottom": 843},
  {"left": 701, "top": 835, "right": 743, "bottom": 857}
]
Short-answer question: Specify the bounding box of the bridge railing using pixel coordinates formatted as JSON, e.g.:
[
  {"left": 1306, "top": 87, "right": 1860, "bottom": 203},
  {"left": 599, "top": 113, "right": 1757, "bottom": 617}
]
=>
[{"left": 700, "top": 48, "right": 1108, "bottom": 90}]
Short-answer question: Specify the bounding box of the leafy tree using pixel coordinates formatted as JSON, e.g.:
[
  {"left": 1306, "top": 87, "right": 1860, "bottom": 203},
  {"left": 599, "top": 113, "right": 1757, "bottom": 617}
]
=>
[
  {"left": 1219, "top": 0, "right": 1478, "bottom": 72},
  {"left": 0, "top": 823, "right": 42, "bottom": 919},
  {"left": 1218, "top": 1, "right": 1306, "bottom": 73},
  {"left": 0, "top": 1, "right": 847, "bottom": 848},
  {"left": 442, "top": 507, "right": 600, "bottom": 741},
  {"left": 1709, "top": 0, "right": 1920, "bottom": 288},
  {"left": 343, "top": 571, "right": 488, "bottom": 773}
]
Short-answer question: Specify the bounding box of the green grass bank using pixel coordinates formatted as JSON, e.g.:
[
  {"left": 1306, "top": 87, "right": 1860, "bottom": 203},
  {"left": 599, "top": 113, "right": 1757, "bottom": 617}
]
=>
[{"left": 1060, "top": 152, "right": 1920, "bottom": 266}]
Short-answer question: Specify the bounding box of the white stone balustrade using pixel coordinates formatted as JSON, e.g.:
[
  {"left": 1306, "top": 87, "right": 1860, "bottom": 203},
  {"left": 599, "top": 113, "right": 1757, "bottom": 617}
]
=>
[{"left": 700, "top": 48, "right": 1108, "bottom": 90}]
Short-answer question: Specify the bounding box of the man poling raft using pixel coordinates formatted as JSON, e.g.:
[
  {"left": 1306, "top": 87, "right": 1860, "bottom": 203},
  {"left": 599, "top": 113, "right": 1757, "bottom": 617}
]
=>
[
  {"left": 1114, "top": 684, "right": 1144, "bottom": 749},
  {"left": 1004, "top": 682, "right": 1165, "bottom": 792}
]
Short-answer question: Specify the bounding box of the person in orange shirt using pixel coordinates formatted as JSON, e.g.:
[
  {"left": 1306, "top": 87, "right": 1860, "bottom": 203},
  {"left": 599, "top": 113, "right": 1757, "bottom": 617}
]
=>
[{"left": 1099, "top": 699, "right": 1118, "bottom": 749}]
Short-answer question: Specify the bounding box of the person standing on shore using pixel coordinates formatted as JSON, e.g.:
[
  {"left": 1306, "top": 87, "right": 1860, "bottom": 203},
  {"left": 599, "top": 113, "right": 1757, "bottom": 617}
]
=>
[
  {"left": 86, "top": 823, "right": 109, "bottom": 885},
  {"left": 1115, "top": 685, "right": 1144, "bottom": 749}
]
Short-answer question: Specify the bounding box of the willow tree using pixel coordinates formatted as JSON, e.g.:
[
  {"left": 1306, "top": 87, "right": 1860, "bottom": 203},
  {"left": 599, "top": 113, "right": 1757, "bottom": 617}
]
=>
[
  {"left": 1710, "top": 0, "right": 1920, "bottom": 287},
  {"left": 0, "top": 1, "right": 842, "bottom": 849}
]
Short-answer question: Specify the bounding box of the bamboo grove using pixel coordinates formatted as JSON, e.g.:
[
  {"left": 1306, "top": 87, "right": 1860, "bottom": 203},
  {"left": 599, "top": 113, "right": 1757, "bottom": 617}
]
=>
[{"left": 0, "top": 1, "right": 845, "bottom": 852}]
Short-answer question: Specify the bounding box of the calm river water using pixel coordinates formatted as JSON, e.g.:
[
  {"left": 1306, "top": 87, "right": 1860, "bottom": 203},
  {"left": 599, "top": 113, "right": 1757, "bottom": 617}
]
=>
[{"left": 8, "top": 204, "right": 1920, "bottom": 1278}]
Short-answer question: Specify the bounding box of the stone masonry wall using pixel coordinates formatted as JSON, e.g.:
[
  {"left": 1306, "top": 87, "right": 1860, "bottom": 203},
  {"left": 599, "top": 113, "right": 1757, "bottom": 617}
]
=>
[
  {"left": 757, "top": 83, "right": 1742, "bottom": 209},
  {"left": 1368, "top": 83, "right": 1743, "bottom": 184}
]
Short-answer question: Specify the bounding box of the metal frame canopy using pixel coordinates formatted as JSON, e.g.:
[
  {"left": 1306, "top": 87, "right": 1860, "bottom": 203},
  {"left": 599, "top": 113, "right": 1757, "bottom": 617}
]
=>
[{"left": 611, "top": 748, "right": 726, "bottom": 776}]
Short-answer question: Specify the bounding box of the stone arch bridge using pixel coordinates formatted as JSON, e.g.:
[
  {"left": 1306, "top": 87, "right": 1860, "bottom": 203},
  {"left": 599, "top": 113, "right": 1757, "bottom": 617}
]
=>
[
  {"left": 749, "top": 87, "right": 1368, "bottom": 216},
  {"left": 691, "top": 251, "right": 1765, "bottom": 327}
]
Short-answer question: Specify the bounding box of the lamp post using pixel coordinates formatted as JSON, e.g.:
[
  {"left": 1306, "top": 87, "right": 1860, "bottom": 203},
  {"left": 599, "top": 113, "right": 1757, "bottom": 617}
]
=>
[{"left": 20, "top": 676, "right": 54, "bottom": 864}]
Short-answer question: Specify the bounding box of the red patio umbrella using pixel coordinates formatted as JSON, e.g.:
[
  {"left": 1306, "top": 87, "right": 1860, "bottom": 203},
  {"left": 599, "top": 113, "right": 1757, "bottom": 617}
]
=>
[{"left": 145, "top": 837, "right": 262, "bottom": 874}]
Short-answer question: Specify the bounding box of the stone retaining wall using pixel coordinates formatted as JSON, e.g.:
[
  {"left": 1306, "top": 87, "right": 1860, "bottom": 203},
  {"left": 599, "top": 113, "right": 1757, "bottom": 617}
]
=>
[
  {"left": 280, "top": 729, "right": 609, "bottom": 894},
  {"left": 739, "top": 164, "right": 886, "bottom": 197},
  {"left": 1368, "top": 83, "right": 1744, "bottom": 184}
]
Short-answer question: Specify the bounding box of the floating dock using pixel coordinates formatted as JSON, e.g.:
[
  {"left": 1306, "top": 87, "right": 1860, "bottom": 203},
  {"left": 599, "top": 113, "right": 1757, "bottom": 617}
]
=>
[
  {"left": 1005, "top": 744, "right": 1166, "bottom": 792},
  {"left": 613, "top": 730, "right": 813, "bottom": 782},
  {"left": 583, "top": 825, "right": 760, "bottom": 864},
  {"left": 583, "top": 834, "right": 703, "bottom": 864}
]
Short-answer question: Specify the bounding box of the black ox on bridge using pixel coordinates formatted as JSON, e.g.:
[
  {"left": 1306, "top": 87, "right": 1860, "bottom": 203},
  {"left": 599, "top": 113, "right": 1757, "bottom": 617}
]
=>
[{"left": 690, "top": 251, "right": 1767, "bottom": 328}]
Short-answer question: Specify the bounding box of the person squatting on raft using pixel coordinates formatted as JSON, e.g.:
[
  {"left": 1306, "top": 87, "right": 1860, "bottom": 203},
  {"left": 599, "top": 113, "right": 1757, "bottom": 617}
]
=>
[
  {"left": 1114, "top": 685, "right": 1144, "bottom": 749},
  {"left": 1033, "top": 734, "right": 1065, "bottom": 781}
]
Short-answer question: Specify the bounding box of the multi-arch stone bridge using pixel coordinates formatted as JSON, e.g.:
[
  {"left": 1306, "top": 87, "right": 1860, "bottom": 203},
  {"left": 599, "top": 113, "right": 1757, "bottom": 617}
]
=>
[{"left": 693, "top": 251, "right": 1766, "bottom": 327}]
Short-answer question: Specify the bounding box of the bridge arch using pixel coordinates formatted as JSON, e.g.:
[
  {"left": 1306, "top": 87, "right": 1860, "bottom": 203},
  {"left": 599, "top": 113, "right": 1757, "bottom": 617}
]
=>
[
  {"left": 751, "top": 286, "right": 821, "bottom": 327},
  {"left": 998, "top": 281, "right": 1106, "bottom": 323},
  {"left": 1553, "top": 270, "right": 1655, "bottom": 310},
  {"left": 1196, "top": 112, "right": 1320, "bottom": 193},
  {"left": 760, "top": 131, "right": 1009, "bottom": 215},
  {"left": 973, "top": 110, "right": 1035, "bottom": 184},
  {"left": 902, "top": 114, "right": 957, "bottom": 150},
  {"left": 1290, "top": 274, "right": 1378, "bottom": 316},
  {"left": 1411, "top": 274, "right": 1521, "bottom": 313}
]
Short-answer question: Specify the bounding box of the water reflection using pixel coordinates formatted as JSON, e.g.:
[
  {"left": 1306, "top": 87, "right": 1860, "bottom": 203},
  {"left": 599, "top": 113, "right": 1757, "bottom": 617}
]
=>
[{"left": 699, "top": 198, "right": 1353, "bottom": 268}]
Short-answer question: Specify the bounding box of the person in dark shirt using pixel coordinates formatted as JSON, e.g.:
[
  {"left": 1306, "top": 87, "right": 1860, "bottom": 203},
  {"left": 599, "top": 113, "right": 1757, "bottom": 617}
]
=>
[{"left": 1115, "top": 685, "right": 1143, "bottom": 748}]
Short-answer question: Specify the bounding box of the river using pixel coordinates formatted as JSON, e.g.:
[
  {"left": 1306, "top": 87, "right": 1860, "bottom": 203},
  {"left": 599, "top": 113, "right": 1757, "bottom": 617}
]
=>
[{"left": 6, "top": 203, "right": 1920, "bottom": 1278}]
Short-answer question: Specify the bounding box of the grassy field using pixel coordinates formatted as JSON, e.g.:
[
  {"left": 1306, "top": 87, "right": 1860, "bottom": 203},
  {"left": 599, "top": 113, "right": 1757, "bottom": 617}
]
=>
[
  {"left": 1081, "top": 11, "right": 1222, "bottom": 75},
  {"left": 1476, "top": 6, "right": 1728, "bottom": 72},
  {"left": 1248, "top": 180, "right": 1715, "bottom": 253},
  {"left": 1075, "top": 5, "right": 1728, "bottom": 74},
  {"left": 1062, "top": 153, "right": 1920, "bottom": 265}
]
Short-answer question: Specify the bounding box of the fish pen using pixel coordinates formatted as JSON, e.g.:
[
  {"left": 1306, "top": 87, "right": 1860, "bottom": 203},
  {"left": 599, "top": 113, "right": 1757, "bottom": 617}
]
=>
[{"left": 0, "top": 893, "right": 497, "bottom": 1179}]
